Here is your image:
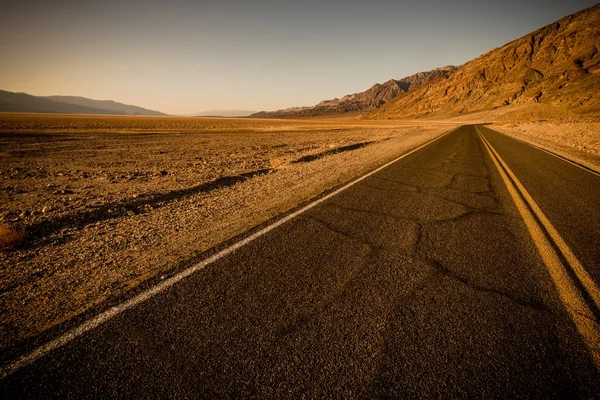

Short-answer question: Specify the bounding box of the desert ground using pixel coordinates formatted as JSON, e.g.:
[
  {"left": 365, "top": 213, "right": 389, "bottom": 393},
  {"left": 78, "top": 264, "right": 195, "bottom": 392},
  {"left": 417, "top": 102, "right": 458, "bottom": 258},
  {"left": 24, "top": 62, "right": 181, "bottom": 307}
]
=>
[
  {"left": 0, "top": 114, "right": 458, "bottom": 353},
  {"left": 3, "top": 113, "right": 598, "bottom": 360}
]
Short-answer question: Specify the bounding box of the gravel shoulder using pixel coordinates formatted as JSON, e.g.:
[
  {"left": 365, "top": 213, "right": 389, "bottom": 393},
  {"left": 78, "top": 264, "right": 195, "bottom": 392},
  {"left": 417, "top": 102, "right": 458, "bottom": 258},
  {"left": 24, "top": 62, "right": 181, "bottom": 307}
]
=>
[
  {"left": 0, "top": 114, "right": 456, "bottom": 353},
  {"left": 491, "top": 121, "right": 600, "bottom": 173}
]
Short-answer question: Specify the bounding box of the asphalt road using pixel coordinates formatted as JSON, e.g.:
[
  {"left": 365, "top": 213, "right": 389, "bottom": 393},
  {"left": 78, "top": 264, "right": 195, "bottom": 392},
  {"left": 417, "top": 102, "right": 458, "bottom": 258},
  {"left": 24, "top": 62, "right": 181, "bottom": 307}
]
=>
[{"left": 2, "top": 125, "right": 600, "bottom": 398}]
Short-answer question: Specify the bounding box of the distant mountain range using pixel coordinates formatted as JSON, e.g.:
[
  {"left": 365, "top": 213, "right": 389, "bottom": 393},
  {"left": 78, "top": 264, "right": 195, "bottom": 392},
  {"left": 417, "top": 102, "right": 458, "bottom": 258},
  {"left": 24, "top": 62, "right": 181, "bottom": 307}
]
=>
[
  {"left": 367, "top": 3, "right": 600, "bottom": 120},
  {"left": 0, "top": 90, "right": 167, "bottom": 116},
  {"left": 250, "top": 66, "right": 457, "bottom": 118},
  {"left": 191, "top": 110, "right": 257, "bottom": 117},
  {"left": 4, "top": 3, "right": 597, "bottom": 122},
  {"left": 253, "top": 4, "right": 600, "bottom": 121}
]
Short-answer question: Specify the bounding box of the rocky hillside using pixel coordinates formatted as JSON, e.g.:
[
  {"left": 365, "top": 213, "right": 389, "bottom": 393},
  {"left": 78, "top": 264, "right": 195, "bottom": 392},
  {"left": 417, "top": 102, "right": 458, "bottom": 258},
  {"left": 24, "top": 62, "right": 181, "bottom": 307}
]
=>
[
  {"left": 251, "top": 66, "right": 456, "bottom": 118},
  {"left": 367, "top": 4, "right": 600, "bottom": 120}
]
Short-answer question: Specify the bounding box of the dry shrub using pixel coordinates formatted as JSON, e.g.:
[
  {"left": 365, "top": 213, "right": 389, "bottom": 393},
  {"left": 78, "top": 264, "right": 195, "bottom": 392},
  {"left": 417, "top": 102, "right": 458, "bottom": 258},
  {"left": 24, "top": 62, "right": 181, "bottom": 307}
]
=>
[{"left": 0, "top": 224, "right": 24, "bottom": 251}]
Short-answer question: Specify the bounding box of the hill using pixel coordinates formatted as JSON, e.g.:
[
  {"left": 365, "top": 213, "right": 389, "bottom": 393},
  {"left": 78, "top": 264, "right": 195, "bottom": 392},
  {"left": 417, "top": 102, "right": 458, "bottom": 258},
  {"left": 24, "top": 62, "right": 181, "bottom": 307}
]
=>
[
  {"left": 0, "top": 90, "right": 166, "bottom": 116},
  {"left": 367, "top": 4, "right": 600, "bottom": 121},
  {"left": 251, "top": 66, "right": 456, "bottom": 118},
  {"left": 44, "top": 96, "right": 166, "bottom": 116}
]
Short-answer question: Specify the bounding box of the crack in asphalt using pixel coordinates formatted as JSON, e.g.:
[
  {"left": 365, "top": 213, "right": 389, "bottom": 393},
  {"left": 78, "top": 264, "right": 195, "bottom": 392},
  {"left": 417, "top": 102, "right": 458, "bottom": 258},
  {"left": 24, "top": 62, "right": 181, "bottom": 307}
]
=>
[
  {"left": 360, "top": 181, "right": 498, "bottom": 213},
  {"left": 321, "top": 181, "right": 505, "bottom": 234},
  {"left": 304, "top": 215, "right": 379, "bottom": 252},
  {"left": 413, "top": 223, "right": 423, "bottom": 255},
  {"left": 321, "top": 202, "right": 420, "bottom": 223},
  {"left": 417, "top": 189, "right": 500, "bottom": 212},
  {"left": 361, "top": 183, "right": 419, "bottom": 193},
  {"left": 422, "top": 257, "right": 552, "bottom": 313},
  {"left": 370, "top": 176, "right": 421, "bottom": 188},
  {"left": 308, "top": 130, "right": 551, "bottom": 320}
]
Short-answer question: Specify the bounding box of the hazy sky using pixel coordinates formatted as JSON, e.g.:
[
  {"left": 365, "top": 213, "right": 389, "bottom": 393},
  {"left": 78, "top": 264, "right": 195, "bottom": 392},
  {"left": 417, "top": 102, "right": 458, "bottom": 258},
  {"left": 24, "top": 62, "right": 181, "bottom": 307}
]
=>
[{"left": 0, "top": 0, "right": 597, "bottom": 114}]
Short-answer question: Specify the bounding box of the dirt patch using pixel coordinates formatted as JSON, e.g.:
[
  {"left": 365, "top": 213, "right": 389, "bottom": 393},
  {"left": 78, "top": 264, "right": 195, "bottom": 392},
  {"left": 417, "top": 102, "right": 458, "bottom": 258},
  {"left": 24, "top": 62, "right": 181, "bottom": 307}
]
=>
[{"left": 0, "top": 114, "right": 456, "bottom": 353}]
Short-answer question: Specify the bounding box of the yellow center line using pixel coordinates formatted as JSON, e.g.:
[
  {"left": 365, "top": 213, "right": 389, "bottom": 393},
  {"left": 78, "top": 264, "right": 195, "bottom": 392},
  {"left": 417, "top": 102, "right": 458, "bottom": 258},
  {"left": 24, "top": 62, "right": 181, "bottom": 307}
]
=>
[
  {"left": 475, "top": 126, "right": 600, "bottom": 370},
  {"left": 478, "top": 127, "right": 600, "bottom": 308}
]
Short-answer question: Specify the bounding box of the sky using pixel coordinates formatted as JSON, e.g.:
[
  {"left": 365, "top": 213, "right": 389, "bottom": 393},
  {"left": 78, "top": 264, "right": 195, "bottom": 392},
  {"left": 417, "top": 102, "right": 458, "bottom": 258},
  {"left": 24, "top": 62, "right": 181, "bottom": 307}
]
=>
[{"left": 0, "top": 0, "right": 597, "bottom": 114}]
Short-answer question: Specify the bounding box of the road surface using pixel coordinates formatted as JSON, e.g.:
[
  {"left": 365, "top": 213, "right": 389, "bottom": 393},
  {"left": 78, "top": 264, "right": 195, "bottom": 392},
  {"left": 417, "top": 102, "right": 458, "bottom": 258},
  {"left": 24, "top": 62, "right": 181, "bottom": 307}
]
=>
[{"left": 2, "top": 125, "right": 600, "bottom": 398}]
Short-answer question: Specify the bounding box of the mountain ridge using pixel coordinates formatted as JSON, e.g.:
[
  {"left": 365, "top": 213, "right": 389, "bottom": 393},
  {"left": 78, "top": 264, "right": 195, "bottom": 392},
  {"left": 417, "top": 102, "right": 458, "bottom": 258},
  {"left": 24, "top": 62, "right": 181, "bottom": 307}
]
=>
[
  {"left": 43, "top": 95, "right": 166, "bottom": 116},
  {"left": 366, "top": 3, "right": 600, "bottom": 121},
  {"left": 251, "top": 66, "right": 456, "bottom": 118},
  {"left": 0, "top": 90, "right": 167, "bottom": 116}
]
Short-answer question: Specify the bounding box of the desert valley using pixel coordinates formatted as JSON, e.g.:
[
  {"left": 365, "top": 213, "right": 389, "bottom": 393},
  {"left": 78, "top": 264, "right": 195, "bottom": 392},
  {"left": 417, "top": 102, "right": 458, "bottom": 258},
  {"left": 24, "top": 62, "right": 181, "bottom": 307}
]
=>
[{"left": 1, "top": 1, "right": 600, "bottom": 397}]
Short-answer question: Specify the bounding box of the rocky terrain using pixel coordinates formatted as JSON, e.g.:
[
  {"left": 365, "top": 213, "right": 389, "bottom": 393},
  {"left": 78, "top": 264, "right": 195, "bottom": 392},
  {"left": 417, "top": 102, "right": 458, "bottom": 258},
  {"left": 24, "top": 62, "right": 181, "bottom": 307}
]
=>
[
  {"left": 0, "top": 90, "right": 166, "bottom": 116},
  {"left": 251, "top": 66, "right": 456, "bottom": 118},
  {"left": 0, "top": 114, "right": 455, "bottom": 353},
  {"left": 367, "top": 3, "right": 600, "bottom": 121}
]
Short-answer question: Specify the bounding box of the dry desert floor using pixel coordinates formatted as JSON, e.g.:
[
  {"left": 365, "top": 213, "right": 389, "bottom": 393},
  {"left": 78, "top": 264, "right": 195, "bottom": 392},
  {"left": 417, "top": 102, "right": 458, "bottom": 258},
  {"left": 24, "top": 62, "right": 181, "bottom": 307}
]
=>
[
  {"left": 0, "top": 114, "right": 457, "bottom": 354},
  {"left": 3, "top": 114, "right": 597, "bottom": 358}
]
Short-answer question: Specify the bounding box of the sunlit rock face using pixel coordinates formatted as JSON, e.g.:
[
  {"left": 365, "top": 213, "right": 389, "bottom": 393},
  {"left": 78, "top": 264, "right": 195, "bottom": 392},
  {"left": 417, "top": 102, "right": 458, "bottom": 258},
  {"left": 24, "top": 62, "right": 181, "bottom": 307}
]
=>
[{"left": 367, "top": 4, "right": 600, "bottom": 121}]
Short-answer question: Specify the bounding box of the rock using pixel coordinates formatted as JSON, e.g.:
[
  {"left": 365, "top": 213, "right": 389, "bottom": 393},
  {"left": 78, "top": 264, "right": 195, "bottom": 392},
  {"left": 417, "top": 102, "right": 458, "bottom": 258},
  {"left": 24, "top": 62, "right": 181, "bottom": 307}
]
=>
[
  {"left": 53, "top": 189, "right": 74, "bottom": 195},
  {"left": 127, "top": 210, "right": 136, "bottom": 217}
]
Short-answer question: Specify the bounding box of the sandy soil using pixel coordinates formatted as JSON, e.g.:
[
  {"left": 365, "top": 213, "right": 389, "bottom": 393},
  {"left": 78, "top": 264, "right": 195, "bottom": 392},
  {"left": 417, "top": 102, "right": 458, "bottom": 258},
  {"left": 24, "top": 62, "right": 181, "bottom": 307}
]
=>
[
  {"left": 0, "top": 114, "right": 456, "bottom": 352},
  {"left": 491, "top": 121, "right": 600, "bottom": 172}
]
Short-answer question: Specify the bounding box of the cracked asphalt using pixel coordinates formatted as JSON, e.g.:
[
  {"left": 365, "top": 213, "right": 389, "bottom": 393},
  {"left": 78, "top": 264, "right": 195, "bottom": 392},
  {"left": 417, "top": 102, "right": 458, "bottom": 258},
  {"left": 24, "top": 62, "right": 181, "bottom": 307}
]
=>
[{"left": 2, "top": 125, "right": 600, "bottom": 398}]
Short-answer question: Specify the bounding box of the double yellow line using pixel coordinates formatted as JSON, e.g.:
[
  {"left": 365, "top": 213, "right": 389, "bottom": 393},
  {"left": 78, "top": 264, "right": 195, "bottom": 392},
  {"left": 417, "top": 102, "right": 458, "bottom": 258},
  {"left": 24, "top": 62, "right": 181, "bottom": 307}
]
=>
[{"left": 476, "top": 126, "right": 600, "bottom": 369}]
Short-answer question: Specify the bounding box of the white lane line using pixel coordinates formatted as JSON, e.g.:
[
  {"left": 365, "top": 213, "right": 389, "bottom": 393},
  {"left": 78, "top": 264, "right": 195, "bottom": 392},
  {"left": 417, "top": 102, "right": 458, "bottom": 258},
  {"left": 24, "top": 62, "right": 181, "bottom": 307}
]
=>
[
  {"left": 481, "top": 125, "right": 600, "bottom": 177},
  {"left": 1, "top": 126, "right": 462, "bottom": 378}
]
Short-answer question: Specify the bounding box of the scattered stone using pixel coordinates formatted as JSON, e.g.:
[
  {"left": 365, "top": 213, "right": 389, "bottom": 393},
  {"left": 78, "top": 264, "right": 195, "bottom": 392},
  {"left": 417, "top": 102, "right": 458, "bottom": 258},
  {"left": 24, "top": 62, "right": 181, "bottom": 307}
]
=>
[
  {"left": 53, "top": 189, "right": 74, "bottom": 195},
  {"left": 0, "top": 116, "right": 459, "bottom": 354}
]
